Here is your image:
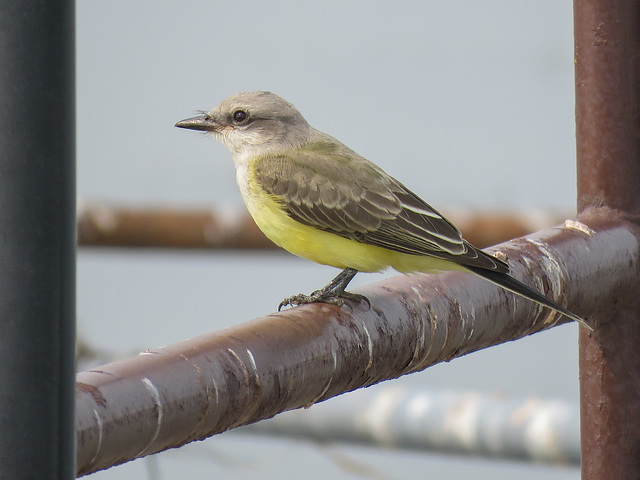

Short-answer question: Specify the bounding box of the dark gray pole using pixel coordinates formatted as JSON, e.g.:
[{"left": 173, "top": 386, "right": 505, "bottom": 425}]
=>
[{"left": 0, "top": 1, "right": 76, "bottom": 479}]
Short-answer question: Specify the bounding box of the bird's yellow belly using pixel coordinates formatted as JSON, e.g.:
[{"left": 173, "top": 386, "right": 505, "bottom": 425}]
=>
[
  {"left": 246, "top": 190, "right": 391, "bottom": 272},
  {"left": 242, "top": 182, "right": 464, "bottom": 275}
]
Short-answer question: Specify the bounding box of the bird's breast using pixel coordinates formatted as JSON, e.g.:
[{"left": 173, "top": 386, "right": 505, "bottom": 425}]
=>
[{"left": 232, "top": 159, "right": 388, "bottom": 272}]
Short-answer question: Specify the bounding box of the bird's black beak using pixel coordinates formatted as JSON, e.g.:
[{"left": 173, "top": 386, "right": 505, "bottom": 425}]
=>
[{"left": 175, "top": 114, "right": 220, "bottom": 132}]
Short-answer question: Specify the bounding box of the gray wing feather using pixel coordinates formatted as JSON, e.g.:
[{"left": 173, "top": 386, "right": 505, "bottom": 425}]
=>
[{"left": 254, "top": 146, "right": 507, "bottom": 272}]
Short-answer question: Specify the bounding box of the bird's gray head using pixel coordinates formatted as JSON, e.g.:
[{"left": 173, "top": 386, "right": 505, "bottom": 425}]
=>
[{"left": 175, "top": 91, "right": 314, "bottom": 157}]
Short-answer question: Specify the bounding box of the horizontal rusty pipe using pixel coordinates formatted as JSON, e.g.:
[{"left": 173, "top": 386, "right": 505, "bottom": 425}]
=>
[
  {"left": 76, "top": 218, "right": 640, "bottom": 476},
  {"left": 76, "top": 203, "right": 566, "bottom": 250},
  {"left": 76, "top": 204, "right": 276, "bottom": 250}
]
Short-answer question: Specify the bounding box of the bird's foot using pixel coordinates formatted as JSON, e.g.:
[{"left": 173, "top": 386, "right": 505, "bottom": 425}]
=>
[
  {"left": 278, "top": 268, "right": 370, "bottom": 311},
  {"left": 278, "top": 289, "right": 370, "bottom": 311}
]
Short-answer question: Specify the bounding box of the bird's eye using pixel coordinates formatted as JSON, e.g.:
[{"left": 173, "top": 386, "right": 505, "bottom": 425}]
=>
[{"left": 232, "top": 110, "right": 248, "bottom": 123}]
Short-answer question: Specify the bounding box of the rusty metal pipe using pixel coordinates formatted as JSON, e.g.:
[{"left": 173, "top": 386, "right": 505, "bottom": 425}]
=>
[
  {"left": 574, "top": 1, "right": 640, "bottom": 478},
  {"left": 76, "top": 219, "right": 640, "bottom": 476},
  {"left": 76, "top": 204, "right": 276, "bottom": 250},
  {"left": 76, "top": 203, "right": 567, "bottom": 250}
]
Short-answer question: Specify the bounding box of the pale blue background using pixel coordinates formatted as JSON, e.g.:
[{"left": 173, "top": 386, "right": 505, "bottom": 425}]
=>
[{"left": 77, "top": 2, "right": 580, "bottom": 479}]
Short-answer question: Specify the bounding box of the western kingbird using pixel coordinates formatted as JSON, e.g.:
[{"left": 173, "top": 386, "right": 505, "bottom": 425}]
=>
[{"left": 176, "top": 91, "right": 588, "bottom": 329}]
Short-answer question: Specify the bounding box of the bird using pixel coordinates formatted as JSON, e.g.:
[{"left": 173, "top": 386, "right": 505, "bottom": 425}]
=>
[{"left": 175, "top": 91, "right": 589, "bottom": 329}]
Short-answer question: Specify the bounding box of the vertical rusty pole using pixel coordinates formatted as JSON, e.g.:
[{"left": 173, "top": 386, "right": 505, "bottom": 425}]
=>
[{"left": 574, "top": 1, "right": 640, "bottom": 478}]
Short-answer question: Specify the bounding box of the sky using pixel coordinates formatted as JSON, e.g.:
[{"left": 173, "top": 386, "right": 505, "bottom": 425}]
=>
[{"left": 77, "top": 1, "right": 577, "bottom": 212}]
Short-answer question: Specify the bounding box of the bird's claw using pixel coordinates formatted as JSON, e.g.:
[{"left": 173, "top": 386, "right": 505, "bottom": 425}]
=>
[{"left": 278, "top": 291, "right": 370, "bottom": 311}]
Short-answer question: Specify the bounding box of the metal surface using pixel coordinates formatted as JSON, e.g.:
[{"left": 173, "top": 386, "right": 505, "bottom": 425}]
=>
[
  {"left": 0, "top": 1, "right": 76, "bottom": 478},
  {"left": 574, "top": 1, "right": 640, "bottom": 478},
  {"left": 242, "top": 387, "right": 580, "bottom": 466},
  {"left": 76, "top": 220, "right": 640, "bottom": 476},
  {"left": 77, "top": 204, "right": 276, "bottom": 249},
  {"left": 574, "top": 2, "right": 640, "bottom": 218},
  {"left": 76, "top": 203, "right": 564, "bottom": 250}
]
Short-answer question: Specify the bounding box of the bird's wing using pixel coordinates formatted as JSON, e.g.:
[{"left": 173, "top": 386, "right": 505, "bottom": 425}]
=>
[{"left": 254, "top": 144, "right": 507, "bottom": 272}]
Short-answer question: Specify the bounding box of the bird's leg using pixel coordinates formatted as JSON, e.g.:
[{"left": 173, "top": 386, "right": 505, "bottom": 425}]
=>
[{"left": 278, "top": 268, "right": 371, "bottom": 311}]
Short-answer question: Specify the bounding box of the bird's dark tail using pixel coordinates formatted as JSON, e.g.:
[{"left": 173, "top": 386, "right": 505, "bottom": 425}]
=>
[{"left": 465, "top": 266, "right": 591, "bottom": 330}]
